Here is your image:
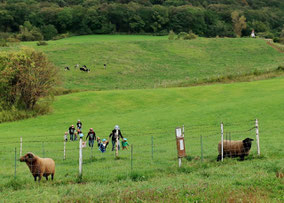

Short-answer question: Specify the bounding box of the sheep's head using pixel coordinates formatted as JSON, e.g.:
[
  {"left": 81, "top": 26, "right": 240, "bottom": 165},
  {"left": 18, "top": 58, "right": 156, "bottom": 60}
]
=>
[
  {"left": 20, "top": 152, "right": 35, "bottom": 163},
  {"left": 243, "top": 138, "right": 254, "bottom": 151}
]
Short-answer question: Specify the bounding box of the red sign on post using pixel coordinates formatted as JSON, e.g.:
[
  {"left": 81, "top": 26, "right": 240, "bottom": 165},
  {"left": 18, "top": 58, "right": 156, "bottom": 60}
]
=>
[{"left": 175, "top": 127, "right": 186, "bottom": 158}]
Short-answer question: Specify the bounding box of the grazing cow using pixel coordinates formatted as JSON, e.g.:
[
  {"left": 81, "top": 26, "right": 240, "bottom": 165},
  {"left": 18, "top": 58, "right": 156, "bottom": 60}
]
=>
[
  {"left": 64, "top": 66, "right": 70, "bottom": 71},
  {"left": 80, "top": 65, "right": 90, "bottom": 72}
]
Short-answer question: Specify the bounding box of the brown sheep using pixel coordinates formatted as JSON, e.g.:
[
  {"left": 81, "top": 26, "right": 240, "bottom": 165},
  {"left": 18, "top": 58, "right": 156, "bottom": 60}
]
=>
[
  {"left": 217, "top": 138, "right": 254, "bottom": 161},
  {"left": 20, "top": 152, "right": 55, "bottom": 181}
]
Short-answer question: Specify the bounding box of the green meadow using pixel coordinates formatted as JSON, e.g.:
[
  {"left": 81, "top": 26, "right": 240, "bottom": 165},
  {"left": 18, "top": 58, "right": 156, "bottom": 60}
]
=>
[
  {"left": 0, "top": 77, "right": 284, "bottom": 202},
  {"left": 0, "top": 35, "right": 284, "bottom": 202},
  {"left": 1, "top": 35, "right": 283, "bottom": 90}
]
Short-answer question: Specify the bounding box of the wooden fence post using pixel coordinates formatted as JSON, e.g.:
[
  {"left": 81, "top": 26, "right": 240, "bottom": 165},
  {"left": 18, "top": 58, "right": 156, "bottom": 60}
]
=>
[
  {"left": 221, "top": 122, "right": 224, "bottom": 162},
  {"left": 255, "top": 119, "right": 260, "bottom": 155}
]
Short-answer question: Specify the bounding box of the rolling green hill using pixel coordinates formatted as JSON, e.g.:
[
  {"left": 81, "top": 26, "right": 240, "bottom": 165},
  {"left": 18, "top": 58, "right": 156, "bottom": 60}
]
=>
[
  {"left": 0, "top": 77, "right": 283, "bottom": 202},
  {"left": 1, "top": 35, "right": 284, "bottom": 90}
]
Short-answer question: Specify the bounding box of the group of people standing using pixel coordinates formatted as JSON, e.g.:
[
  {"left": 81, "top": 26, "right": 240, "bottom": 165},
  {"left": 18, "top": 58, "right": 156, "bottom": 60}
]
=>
[{"left": 64, "top": 121, "right": 129, "bottom": 153}]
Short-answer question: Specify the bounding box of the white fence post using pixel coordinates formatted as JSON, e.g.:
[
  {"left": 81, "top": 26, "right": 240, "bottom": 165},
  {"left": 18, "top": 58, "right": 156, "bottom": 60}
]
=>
[
  {"left": 255, "top": 119, "right": 260, "bottom": 156},
  {"left": 20, "top": 137, "right": 22, "bottom": 157},
  {"left": 79, "top": 138, "right": 82, "bottom": 177},
  {"left": 178, "top": 158, "right": 182, "bottom": 167},
  {"left": 221, "top": 122, "right": 224, "bottom": 162},
  {"left": 64, "top": 140, "right": 66, "bottom": 160}
]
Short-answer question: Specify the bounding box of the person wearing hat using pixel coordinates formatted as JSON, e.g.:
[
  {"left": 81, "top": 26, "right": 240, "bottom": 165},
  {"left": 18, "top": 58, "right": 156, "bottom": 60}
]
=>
[
  {"left": 86, "top": 128, "right": 96, "bottom": 148},
  {"left": 109, "top": 125, "right": 123, "bottom": 151},
  {"left": 77, "top": 120, "right": 82, "bottom": 130},
  {"left": 121, "top": 138, "right": 129, "bottom": 150},
  {"left": 69, "top": 125, "right": 76, "bottom": 141},
  {"left": 97, "top": 137, "right": 109, "bottom": 153}
]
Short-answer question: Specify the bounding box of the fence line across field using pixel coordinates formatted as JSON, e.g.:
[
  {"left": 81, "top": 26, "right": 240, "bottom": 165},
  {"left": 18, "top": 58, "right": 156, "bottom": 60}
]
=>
[{"left": 6, "top": 119, "right": 260, "bottom": 180}]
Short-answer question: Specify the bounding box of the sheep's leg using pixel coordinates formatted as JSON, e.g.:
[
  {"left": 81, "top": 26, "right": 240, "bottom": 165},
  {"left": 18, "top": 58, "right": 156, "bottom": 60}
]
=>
[
  {"left": 217, "top": 155, "right": 221, "bottom": 161},
  {"left": 38, "top": 174, "right": 42, "bottom": 182},
  {"left": 34, "top": 175, "right": 37, "bottom": 181},
  {"left": 239, "top": 155, "right": 245, "bottom": 161},
  {"left": 45, "top": 175, "right": 48, "bottom": 180},
  {"left": 51, "top": 173, "right": 54, "bottom": 180}
]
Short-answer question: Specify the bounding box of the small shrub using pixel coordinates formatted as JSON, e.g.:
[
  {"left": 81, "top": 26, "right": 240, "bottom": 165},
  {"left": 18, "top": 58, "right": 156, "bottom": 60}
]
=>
[
  {"left": 177, "top": 32, "right": 187, "bottom": 40},
  {"left": 257, "top": 32, "right": 274, "bottom": 39},
  {"left": 37, "top": 41, "right": 48, "bottom": 46},
  {"left": 273, "top": 37, "right": 280, "bottom": 43},
  {"left": 168, "top": 30, "right": 175, "bottom": 40},
  {"left": 253, "top": 69, "right": 261, "bottom": 76},
  {"left": 52, "top": 33, "right": 70, "bottom": 40},
  {"left": 0, "top": 39, "right": 8, "bottom": 47},
  {"left": 6, "top": 37, "right": 20, "bottom": 43},
  {"left": 184, "top": 31, "right": 198, "bottom": 40},
  {"left": 277, "top": 65, "right": 284, "bottom": 71}
]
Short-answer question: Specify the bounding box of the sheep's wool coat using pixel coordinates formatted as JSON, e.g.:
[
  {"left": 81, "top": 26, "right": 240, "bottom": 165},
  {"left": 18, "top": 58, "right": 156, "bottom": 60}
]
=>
[{"left": 218, "top": 140, "right": 250, "bottom": 156}]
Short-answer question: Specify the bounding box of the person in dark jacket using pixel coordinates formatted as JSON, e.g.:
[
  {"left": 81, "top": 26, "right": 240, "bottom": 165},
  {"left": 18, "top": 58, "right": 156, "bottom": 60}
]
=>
[
  {"left": 97, "top": 138, "right": 109, "bottom": 153},
  {"left": 86, "top": 128, "right": 96, "bottom": 148},
  {"left": 77, "top": 120, "right": 82, "bottom": 130},
  {"left": 69, "top": 125, "right": 76, "bottom": 141},
  {"left": 109, "top": 125, "right": 123, "bottom": 151}
]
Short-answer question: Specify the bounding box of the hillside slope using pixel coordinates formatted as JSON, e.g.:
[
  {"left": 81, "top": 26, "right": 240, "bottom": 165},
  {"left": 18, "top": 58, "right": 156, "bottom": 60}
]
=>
[
  {"left": 0, "top": 77, "right": 283, "bottom": 201},
  {"left": 1, "top": 35, "right": 283, "bottom": 91}
]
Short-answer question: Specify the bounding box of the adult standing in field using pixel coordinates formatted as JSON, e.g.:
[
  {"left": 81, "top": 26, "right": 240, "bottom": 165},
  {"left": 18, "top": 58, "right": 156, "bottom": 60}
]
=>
[
  {"left": 86, "top": 128, "right": 96, "bottom": 148},
  {"left": 77, "top": 120, "right": 82, "bottom": 130},
  {"left": 109, "top": 125, "right": 123, "bottom": 151},
  {"left": 69, "top": 125, "right": 76, "bottom": 141}
]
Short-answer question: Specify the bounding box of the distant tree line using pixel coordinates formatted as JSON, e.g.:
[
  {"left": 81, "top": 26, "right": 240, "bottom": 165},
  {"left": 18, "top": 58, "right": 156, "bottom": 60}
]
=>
[{"left": 0, "top": 0, "right": 283, "bottom": 41}]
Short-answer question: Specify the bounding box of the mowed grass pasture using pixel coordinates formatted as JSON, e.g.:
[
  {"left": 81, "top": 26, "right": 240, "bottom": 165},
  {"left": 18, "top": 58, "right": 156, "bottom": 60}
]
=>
[
  {"left": 1, "top": 35, "right": 284, "bottom": 90},
  {"left": 0, "top": 76, "right": 284, "bottom": 202}
]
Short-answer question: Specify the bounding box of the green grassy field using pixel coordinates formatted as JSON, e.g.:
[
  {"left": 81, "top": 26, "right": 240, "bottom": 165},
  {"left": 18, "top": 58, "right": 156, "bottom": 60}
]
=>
[
  {"left": 0, "top": 76, "right": 283, "bottom": 202},
  {"left": 1, "top": 35, "right": 284, "bottom": 90}
]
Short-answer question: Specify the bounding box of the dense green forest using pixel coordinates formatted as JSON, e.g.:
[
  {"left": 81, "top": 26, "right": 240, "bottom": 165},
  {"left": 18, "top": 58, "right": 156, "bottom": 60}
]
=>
[{"left": 0, "top": 0, "right": 283, "bottom": 40}]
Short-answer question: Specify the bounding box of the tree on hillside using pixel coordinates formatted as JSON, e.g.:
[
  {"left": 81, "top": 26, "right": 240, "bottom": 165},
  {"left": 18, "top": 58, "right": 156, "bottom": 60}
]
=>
[
  {"left": 231, "top": 11, "right": 247, "bottom": 37},
  {"left": 0, "top": 48, "right": 59, "bottom": 109}
]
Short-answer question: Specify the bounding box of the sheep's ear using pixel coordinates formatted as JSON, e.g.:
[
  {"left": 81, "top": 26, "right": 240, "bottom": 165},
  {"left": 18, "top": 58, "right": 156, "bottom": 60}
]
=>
[
  {"left": 28, "top": 153, "right": 34, "bottom": 158},
  {"left": 250, "top": 138, "right": 254, "bottom": 141}
]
